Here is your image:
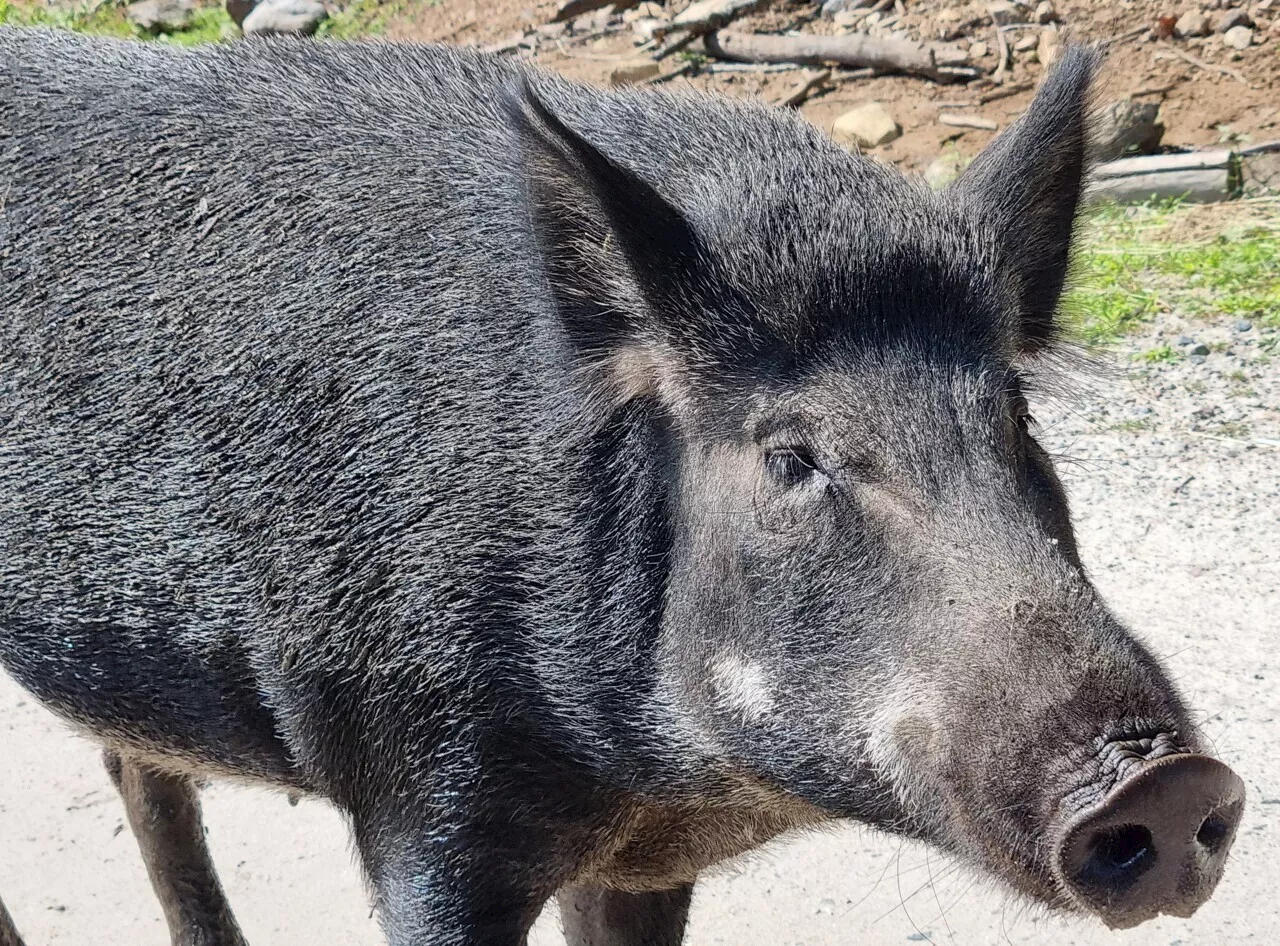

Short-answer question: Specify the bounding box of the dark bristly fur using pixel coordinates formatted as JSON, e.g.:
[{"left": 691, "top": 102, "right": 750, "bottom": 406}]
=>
[{"left": 0, "top": 30, "right": 1240, "bottom": 946}]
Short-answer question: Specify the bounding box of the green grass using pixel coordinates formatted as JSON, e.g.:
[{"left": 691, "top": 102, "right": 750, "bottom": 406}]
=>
[
  {"left": 1065, "top": 198, "right": 1280, "bottom": 345},
  {"left": 1139, "top": 343, "right": 1180, "bottom": 364},
  {"left": 0, "top": 0, "right": 420, "bottom": 42}
]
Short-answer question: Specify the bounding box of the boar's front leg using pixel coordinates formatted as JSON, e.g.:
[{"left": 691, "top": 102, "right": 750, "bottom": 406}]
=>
[
  {"left": 104, "top": 750, "right": 248, "bottom": 946},
  {"left": 559, "top": 885, "right": 692, "bottom": 946}
]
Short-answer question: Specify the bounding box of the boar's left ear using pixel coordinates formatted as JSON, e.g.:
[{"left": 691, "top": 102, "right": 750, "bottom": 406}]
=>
[
  {"left": 949, "top": 46, "right": 1101, "bottom": 353},
  {"left": 504, "top": 78, "right": 704, "bottom": 376}
]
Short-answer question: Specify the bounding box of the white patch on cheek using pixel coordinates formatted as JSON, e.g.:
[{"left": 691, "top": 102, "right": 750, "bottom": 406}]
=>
[{"left": 710, "top": 654, "right": 776, "bottom": 721}]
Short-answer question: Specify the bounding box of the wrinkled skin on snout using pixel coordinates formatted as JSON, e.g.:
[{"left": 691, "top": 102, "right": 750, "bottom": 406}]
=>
[{"left": 517, "top": 47, "right": 1243, "bottom": 928}]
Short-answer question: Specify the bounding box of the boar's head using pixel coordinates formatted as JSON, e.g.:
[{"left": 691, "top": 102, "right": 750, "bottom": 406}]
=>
[{"left": 508, "top": 47, "right": 1243, "bottom": 929}]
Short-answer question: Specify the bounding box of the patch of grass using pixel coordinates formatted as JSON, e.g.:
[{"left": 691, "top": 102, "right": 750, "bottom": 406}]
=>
[
  {"left": 1185, "top": 379, "right": 1208, "bottom": 394},
  {"left": 316, "top": 0, "right": 415, "bottom": 40},
  {"left": 0, "top": 0, "right": 422, "bottom": 43},
  {"left": 1139, "top": 344, "right": 1180, "bottom": 363},
  {"left": 0, "top": 0, "right": 136, "bottom": 36},
  {"left": 1209, "top": 421, "right": 1252, "bottom": 439},
  {"left": 1065, "top": 198, "right": 1280, "bottom": 344}
]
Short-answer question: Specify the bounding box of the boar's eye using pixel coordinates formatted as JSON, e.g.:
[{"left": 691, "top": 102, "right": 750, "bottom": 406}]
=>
[
  {"left": 765, "top": 447, "right": 822, "bottom": 488},
  {"left": 1013, "top": 397, "right": 1035, "bottom": 431}
]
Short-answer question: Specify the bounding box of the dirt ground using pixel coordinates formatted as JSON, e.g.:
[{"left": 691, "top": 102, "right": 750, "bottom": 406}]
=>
[
  {"left": 384, "top": 0, "right": 1280, "bottom": 174},
  {"left": 2, "top": 3, "right": 1279, "bottom": 944}
]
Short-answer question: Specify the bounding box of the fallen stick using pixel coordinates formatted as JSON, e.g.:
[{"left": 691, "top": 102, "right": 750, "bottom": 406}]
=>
[
  {"left": 645, "top": 61, "right": 698, "bottom": 84},
  {"left": 992, "top": 25, "right": 1011, "bottom": 84},
  {"left": 703, "top": 30, "right": 938, "bottom": 78},
  {"left": 939, "top": 113, "right": 998, "bottom": 130},
  {"left": 978, "top": 80, "right": 1032, "bottom": 103},
  {"left": 1154, "top": 44, "right": 1249, "bottom": 86},
  {"left": 773, "top": 68, "right": 832, "bottom": 109}
]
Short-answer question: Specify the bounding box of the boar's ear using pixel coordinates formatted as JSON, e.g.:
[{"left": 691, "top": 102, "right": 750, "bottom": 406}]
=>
[
  {"left": 949, "top": 46, "right": 1101, "bottom": 352},
  {"left": 504, "top": 78, "right": 703, "bottom": 374}
]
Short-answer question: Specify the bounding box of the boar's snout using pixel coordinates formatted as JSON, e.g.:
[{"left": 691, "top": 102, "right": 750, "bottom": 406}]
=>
[{"left": 1054, "top": 753, "right": 1244, "bottom": 929}]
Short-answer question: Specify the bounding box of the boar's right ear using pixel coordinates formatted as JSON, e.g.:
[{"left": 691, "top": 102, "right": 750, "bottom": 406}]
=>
[
  {"left": 504, "top": 78, "right": 704, "bottom": 386},
  {"left": 948, "top": 46, "right": 1101, "bottom": 353}
]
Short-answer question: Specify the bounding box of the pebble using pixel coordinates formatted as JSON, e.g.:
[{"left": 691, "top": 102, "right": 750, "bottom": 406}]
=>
[
  {"left": 986, "top": 1, "right": 1025, "bottom": 26},
  {"left": 1235, "top": 320, "right": 1253, "bottom": 332},
  {"left": 1177, "top": 335, "right": 1195, "bottom": 346},
  {"left": 1014, "top": 33, "right": 1039, "bottom": 52},
  {"left": 125, "top": 0, "right": 196, "bottom": 32},
  {"left": 1190, "top": 354, "right": 1208, "bottom": 365},
  {"left": 225, "top": 0, "right": 255, "bottom": 26},
  {"left": 821, "top": 0, "right": 872, "bottom": 15},
  {"left": 1190, "top": 343, "right": 1212, "bottom": 356},
  {"left": 968, "top": 40, "right": 990, "bottom": 58},
  {"left": 1090, "top": 99, "right": 1163, "bottom": 161},
  {"left": 241, "top": 0, "right": 326, "bottom": 34},
  {"left": 1175, "top": 9, "right": 1212, "bottom": 37},
  {"left": 832, "top": 102, "right": 902, "bottom": 149},
  {"left": 1215, "top": 8, "right": 1253, "bottom": 32},
  {"left": 1034, "top": 0, "right": 1057, "bottom": 24},
  {"left": 1223, "top": 24, "right": 1254, "bottom": 48}
]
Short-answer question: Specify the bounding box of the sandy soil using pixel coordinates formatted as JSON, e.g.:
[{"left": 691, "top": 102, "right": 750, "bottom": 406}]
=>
[{"left": 2, "top": 251, "right": 1278, "bottom": 945}]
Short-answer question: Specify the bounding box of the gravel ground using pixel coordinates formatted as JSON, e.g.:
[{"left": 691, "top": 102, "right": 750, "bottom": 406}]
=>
[{"left": 1, "top": 309, "right": 1277, "bottom": 946}]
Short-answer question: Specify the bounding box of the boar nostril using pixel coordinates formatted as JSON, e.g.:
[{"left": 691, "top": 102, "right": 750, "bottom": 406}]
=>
[
  {"left": 1196, "top": 814, "right": 1231, "bottom": 852},
  {"left": 1081, "top": 825, "right": 1155, "bottom": 889},
  {"left": 1055, "top": 753, "right": 1245, "bottom": 929}
]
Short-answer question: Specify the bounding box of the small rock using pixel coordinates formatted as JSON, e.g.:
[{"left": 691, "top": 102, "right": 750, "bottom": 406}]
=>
[
  {"left": 631, "top": 16, "right": 663, "bottom": 40},
  {"left": 536, "top": 20, "right": 569, "bottom": 36},
  {"left": 1177, "top": 335, "right": 1195, "bottom": 346},
  {"left": 821, "top": 0, "right": 873, "bottom": 15},
  {"left": 1215, "top": 8, "right": 1252, "bottom": 32},
  {"left": 968, "top": 39, "right": 990, "bottom": 57},
  {"left": 924, "top": 151, "right": 968, "bottom": 189},
  {"left": 832, "top": 102, "right": 902, "bottom": 149},
  {"left": 986, "top": 1, "right": 1026, "bottom": 26},
  {"left": 832, "top": 9, "right": 863, "bottom": 27},
  {"left": 125, "top": 0, "right": 196, "bottom": 32},
  {"left": 1034, "top": 0, "right": 1057, "bottom": 24},
  {"left": 1189, "top": 354, "right": 1208, "bottom": 365},
  {"left": 1089, "top": 99, "right": 1163, "bottom": 161},
  {"left": 1175, "top": 9, "right": 1211, "bottom": 37},
  {"left": 1223, "top": 24, "right": 1254, "bottom": 47},
  {"left": 225, "top": 0, "right": 255, "bottom": 26},
  {"left": 1189, "top": 343, "right": 1212, "bottom": 356},
  {"left": 608, "top": 58, "right": 660, "bottom": 85},
  {"left": 621, "top": 0, "right": 662, "bottom": 20},
  {"left": 1014, "top": 33, "right": 1039, "bottom": 52},
  {"left": 1235, "top": 319, "right": 1253, "bottom": 332},
  {"left": 241, "top": 0, "right": 326, "bottom": 34}
]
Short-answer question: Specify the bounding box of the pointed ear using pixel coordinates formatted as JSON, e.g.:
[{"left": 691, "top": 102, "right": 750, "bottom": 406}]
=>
[
  {"left": 949, "top": 45, "right": 1101, "bottom": 352},
  {"left": 504, "top": 78, "right": 704, "bottom": 379}
]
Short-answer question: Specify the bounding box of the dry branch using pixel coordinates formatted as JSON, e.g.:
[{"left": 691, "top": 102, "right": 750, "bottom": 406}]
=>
[
  {"left": 939, "top": 113, "right": 998, "bottom": 130},
  {"left": 703, "top": 30, "right": 938, "bottom": 78},
  {"left": 773, "top": 69, "right": 832, "bottom": 109}
]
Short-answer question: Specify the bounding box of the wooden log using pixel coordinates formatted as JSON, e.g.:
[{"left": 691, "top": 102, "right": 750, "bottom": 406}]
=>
[
  {"left": 1087, "top": 150, "right": 1238, "bottom": 204},
  {"left": 704, "top": 30, "right": 938, "bottom": 77}
]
